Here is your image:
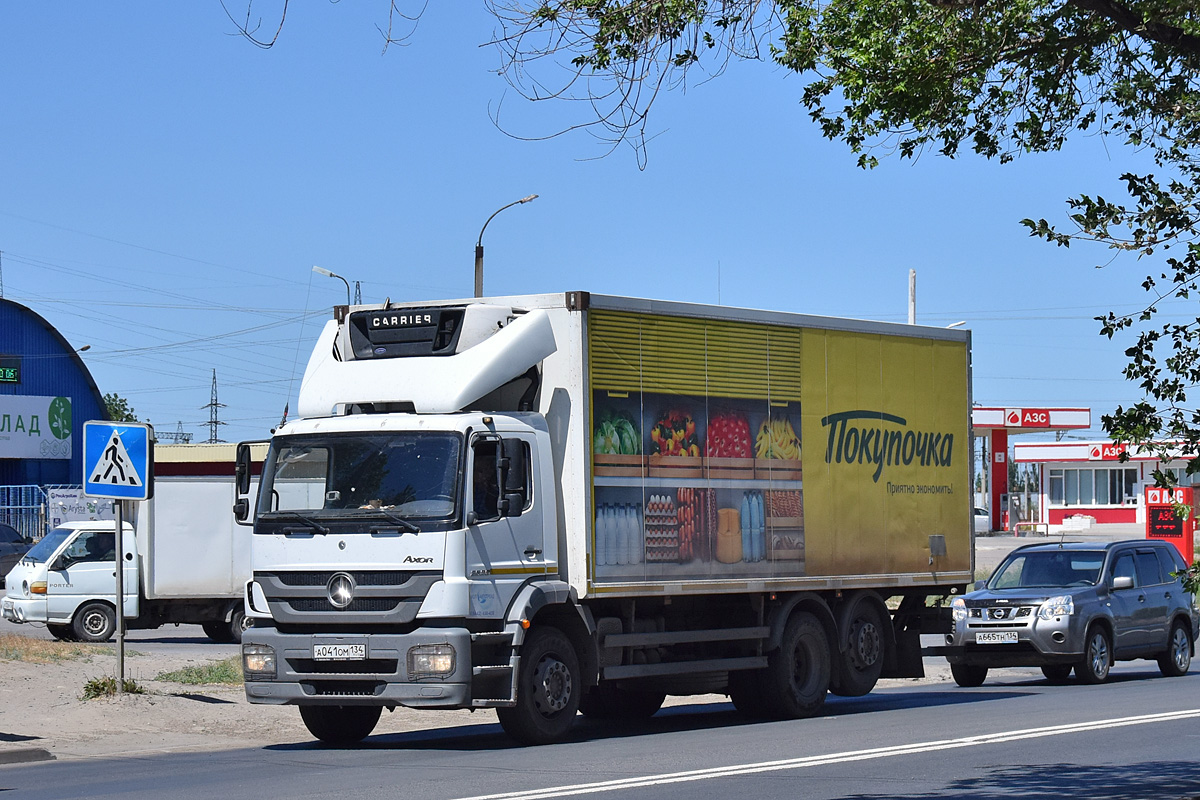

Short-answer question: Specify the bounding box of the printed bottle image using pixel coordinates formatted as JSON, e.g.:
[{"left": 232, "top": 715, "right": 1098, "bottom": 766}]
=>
[
  {"left": 629, "top": 503, "right": 644, "bottom": 565},
  {"left": 614, "top": 504, "right": 629, "bottom": 566},
  {"left": 595, "top": 505, "right": 609, "bottom": 566}
]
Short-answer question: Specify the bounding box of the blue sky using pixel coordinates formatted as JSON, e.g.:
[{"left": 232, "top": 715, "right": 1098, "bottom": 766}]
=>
[{"left": 0, "top": 3, "right": 1170, "bottom": 442}]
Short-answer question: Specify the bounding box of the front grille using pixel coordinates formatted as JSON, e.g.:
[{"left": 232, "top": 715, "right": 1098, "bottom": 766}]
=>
[
  {"left": 968, "top": 622, "right": 1031, "bottom": 629},
  {"left": 302, "top": 680, "right": 386, "bottom": 697},
  {"left": 288, "top": 658, "right": 398, "bottom": 675},
  {"left": 286, "top": 598, "right": 401, "bottom": 613},
  {"left": 267, "top": 571, "right": 416, "bottom": 587}
]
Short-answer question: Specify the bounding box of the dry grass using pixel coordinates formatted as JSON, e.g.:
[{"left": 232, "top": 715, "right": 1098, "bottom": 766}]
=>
[
  {"left": 0, "top": 632, "right": 105, "bottom": 664},
  {"left": 156, "top": 656, "right": 243, "bottom": 685}
]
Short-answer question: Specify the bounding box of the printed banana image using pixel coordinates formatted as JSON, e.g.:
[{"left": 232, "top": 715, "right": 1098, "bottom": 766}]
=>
[{"left": 755, "top": 417, "right": 801, "bottom": 460}]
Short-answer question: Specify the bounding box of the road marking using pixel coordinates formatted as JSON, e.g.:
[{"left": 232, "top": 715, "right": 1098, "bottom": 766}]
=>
[{"left": 455, "top": 709, "right": 1200, "bottom": 800}]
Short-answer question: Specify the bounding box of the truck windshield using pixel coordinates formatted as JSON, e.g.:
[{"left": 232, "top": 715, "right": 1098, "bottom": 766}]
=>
[
  {"left": 988, "top": 550, "right": 1105, "bottom": 590},
  {"left": 257, "top": 432, "right": 462, "bottom": 520},
  {"left": 22, "top": 527, "right": 73, "bottom": 564}
]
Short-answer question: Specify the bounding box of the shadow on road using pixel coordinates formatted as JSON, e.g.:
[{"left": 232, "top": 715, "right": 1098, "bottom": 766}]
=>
[
  {"left": 844, "top": 760, "right": 1200, "bottom": 800},
  {"left": 264, "top": 687, "right": 1032, "bottom": 752}
]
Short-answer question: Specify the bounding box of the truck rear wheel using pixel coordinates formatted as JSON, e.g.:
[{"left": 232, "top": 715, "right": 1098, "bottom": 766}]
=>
[
  {"left": 761, "top": 611, "right": 830, "bottom": 720},
  {"left": 72, "top": 602, "right": 115, "bottom": 643},
  {"left": 497, "top": 626, "right": 581, "bottom": 745},
  {"left": 950, "top": 663, "right": 987, "bottom": 687},
  {"left": 299, "top": 705, "right": 381, "bottom": 745},
  {"left": 203, "top": 607, "right": 249, "bottom": 644},
  {"left": 830, "top": 600, "right": 885, "bottom": 697},
  {"left": 578, "top": 685, "right": 665, "bottom": 720},
  {"left": 727, "top": 670, "right": 771, "bottom": 718}
]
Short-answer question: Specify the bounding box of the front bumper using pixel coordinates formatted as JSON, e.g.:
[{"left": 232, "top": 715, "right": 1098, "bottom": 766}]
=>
[
  {"left": 944, "top": 611, "right": 1086, "bottom": 666},
  {"left": 242, "top": 626, "right": 475, "bottom": 708},
  {"left": 1, "top": 595, "right": 42, "bottom": 624}
]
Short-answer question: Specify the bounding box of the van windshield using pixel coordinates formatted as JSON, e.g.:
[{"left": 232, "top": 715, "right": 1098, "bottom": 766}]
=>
[
  {"left": 22, "top": 528, "right": 72, "bottom": 564},
  {"left": 989, "top": 550, "right": 1105, "bottom": 589},
  {"left": 257, "top": 432, "right": 462, "bottom": 520}
]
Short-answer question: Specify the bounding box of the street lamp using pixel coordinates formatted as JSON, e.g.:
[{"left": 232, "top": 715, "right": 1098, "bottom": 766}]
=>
[
  {"left": 312, "top": 265, "right": 351, "bottom": 305},
  {"left": 475, "top": 194, "right": 538, "bottom": 298}
]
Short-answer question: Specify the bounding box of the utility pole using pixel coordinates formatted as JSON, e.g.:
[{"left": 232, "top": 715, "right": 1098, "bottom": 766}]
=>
[
  {"left": 200, "top": 369, "right": 226, "bottom": 443},
  {"left": 908, "top": 269, "right": 916, "bottom": 325},
  {"left": 353, "top": 281, "right": 362, "bottom": 305}
]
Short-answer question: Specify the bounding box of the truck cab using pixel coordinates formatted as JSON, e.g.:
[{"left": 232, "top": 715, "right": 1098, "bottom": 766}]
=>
[{"left": 2, "top": 520, "right": 138, "bottom": 642}]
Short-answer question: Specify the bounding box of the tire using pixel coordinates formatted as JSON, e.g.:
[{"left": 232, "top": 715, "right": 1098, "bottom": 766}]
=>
[
  {"left": 829, "top": 601, "right": 886, "bottom": 697},
  {"left": 1041, "top": 665, "right": 1073, "bottom": 684},
  {"left": 1075, "top": 625, "right": 1112, "bottom": 684},
  {"left": 760, "top": 611, "right": 831, "bottom": 720},
  {"left": 47, "top": 623, "right": 76, "bottom": 642},
  {"left": 950, "top": 663, "right": 988, "bottom": 687},
  {"left": 497, "top": 627, "right": 581, "bottom": 745},
  {"left": 203, "top": 607, "right": 250, "bottom": 644},
  {"left": 71, "top": 602, "right": 116, "bottom": 643},
  {"left": 1157, "top": 621, "right": 1193, "bottom": 678},
  {"left": 298, "top": 705, "right": 382, "bottom": 746},
  {"left": 727, "top": 670, "right": 771, "bottom": 718},
  {"left": 578, "top": 685, "right": 665, "bottom": 720}
]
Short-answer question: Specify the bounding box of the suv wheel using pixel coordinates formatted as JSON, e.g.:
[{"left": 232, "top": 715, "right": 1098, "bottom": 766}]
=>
[
  {"left": 1075, "top": 625, "right": 1111, "bottom": 684},
  {"left": 1157, "top": 621, "right": 1192, "bottom": 678}
]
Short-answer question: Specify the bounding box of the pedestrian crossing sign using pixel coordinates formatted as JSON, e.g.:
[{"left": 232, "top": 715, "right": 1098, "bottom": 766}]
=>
[{"left": 84, "top": 422, "right": 154, "bottom": 500}]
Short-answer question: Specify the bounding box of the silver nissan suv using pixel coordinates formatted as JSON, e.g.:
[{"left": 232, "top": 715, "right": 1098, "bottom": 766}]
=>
[{"left": 945, "top": 540, "right": 1198, "bottom": 686}]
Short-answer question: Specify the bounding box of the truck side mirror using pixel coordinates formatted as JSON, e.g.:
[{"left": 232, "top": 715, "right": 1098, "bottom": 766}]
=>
[
  {"left": 498, "top": 438, "right": 527, "bottom": 518},
  {"left": 235, "top": 443, "right": 252, "bottom": 495},
  {"left": 233, "top": 498, "right": 250, "bottom": 523}
]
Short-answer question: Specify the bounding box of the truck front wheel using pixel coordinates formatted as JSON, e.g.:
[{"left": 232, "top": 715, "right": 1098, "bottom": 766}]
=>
[
  {"left": 299, "top": 705, "right": 381, "bottom": 746},
  {"left": 497, "top": 626, "right": 581, "bottom": 745},
  {"left": 72, "top": 602, "right": 115, "bottom": 643},
  {"left": 762, "top": 611, "right": 830, "bottom": 720}
]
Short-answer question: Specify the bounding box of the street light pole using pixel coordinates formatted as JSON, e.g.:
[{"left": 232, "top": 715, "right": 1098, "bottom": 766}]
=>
[
  {"left": 475, "top": 194, "right": 538, "bottom": 298},
  {"left": 312, "top": 265, "right": 351, "bottom": 305}
]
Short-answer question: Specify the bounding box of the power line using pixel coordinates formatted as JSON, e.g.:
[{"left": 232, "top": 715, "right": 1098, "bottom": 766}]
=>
[{"left": 201, "top": 369, "right": 227, "bottom": 444}]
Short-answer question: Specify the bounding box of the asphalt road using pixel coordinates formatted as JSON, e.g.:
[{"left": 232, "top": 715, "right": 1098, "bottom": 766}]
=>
[{"left": 2, "top": 661, "right": 1196, "bottom": 800}]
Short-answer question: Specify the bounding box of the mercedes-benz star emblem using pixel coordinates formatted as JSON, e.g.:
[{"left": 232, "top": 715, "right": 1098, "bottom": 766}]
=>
[{"left": 327, "top": 572, "right": 356, "bottom": 610}]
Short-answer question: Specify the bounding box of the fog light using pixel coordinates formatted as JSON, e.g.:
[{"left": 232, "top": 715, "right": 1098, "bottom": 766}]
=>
[
  {"left": 242, "top": 644, "right": 276, "bottom": 679},
  {"left": 408, "top": 644, "right": 455, "bottom": 678}
]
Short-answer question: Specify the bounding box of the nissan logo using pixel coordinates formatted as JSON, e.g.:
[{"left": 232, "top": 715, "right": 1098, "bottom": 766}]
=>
[
  {"left": 327, "top": 572, "right": 356, "bottom": 610},
  {"left": 989, "top": 608, "right": 1008, "bottom": 620}
]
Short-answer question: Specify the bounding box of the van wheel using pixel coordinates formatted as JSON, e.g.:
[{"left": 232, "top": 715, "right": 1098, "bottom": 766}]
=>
[
  {"left": 299, "top": 705, "right": 381, "bottom": 745},
  {"left": 578, "top": 685, "right": 665, "bottom": 720},
  {"left": 1041, "top": 665, "right": 1073, "bottom": 684},
  {"left": 1157, "top": 621, "right": 1192, "bottom": 678},
  {"left": 47, "top": 623, "right": 76, "bottom": 642},
  {"left": 497, "top": 627, "right": 581, "bottom": 745},
  {"left": 761, "top": 611, "right": 830, "bottom": 719},
  {"left": 950, "top": 663, "right": 987, "bottom": 687},
  {"left": 203, "top": 607, "right": 250, "bottom": 644},
  {"left": 72, "top": 602, "right": 115, "bottom": 643},
  {"left": 830, "top": 601, "right": 885, "bottom": 697},
  {"left": 1076, "top": 625, "right": 1112, "bottom": 684}
]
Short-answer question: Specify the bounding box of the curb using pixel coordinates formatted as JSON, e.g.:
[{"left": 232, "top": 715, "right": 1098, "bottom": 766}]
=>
[{"left": 0, "top": 747, "right": 56, "bottom": 766}]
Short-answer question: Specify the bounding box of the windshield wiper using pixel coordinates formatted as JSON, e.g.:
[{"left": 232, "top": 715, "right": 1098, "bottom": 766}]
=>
[
  {"left": 362, "top": 508, "right": 420, "bottom": 534},
  {"left": 263, "top": 511, "right": 330, "bottom": 535}
]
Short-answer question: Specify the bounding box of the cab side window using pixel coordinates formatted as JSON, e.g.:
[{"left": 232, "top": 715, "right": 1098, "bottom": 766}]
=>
[
  {"left": 67, "top": 532, "right": 116, "bottom": 563},
  {"left": 1111, "top": 553, "right": 1138, "bottom": 588},
  {"left": 472, "top": 441, "right": 500, "bottom": 519}
]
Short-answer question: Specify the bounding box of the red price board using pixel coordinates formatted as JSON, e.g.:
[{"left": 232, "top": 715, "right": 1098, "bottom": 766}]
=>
[{"left": 1144, "top": 486, "right": 1195, "bottom": 563}]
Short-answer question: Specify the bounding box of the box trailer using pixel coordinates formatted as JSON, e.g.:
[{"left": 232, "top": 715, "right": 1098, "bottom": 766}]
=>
[{"left": 236, "top": 292, "right": 973, "bottom": 744}]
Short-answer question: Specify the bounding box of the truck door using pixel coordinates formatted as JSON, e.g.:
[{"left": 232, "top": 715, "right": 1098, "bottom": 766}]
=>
[
  {"left": 46, "top": 529, "right": 138, "bottom": 623},
  {"left": 465, "top": 434, "right": 545, "bottom": 618}
]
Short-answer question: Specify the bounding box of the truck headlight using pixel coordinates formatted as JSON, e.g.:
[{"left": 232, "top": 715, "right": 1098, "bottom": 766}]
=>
[
  {"left": 951, "top": 597, "right": 967, "bottom": 623},
  {"left": 1038, "top": 595, "right": 1074, "bottom": 620},
  {"left": 408, "top": 644, "right": 455, "bottom": 678},
  {"left": 242, "top": 644, "right": 276, "bottom": 679}
]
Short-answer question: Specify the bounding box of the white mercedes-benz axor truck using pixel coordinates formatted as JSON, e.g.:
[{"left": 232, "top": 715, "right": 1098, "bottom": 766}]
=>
[{"left": 236, "top": 292, "right": 975, "bottom": 744}]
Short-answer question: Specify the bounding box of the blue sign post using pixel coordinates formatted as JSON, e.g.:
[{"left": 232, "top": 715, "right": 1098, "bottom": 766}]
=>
[{"left": 82, "top": 421, "right": 155, "bottom": 697}]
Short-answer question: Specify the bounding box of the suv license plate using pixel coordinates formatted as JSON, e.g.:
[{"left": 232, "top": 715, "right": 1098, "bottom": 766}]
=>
[
  {"left": 312, "top": 643, "right": 366, "bottom": 661},
  {"left": 976, "top": 632, "right": 1018, "bottom": 644}
]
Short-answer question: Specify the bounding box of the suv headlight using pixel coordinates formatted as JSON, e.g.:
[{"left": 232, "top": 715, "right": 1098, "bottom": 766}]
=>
[
  {"left": 951, "top": 597, "right": 967, "bottom": 623},
  {"left": 1038, "top": 595, "right": 1074, "bottom": 620}
]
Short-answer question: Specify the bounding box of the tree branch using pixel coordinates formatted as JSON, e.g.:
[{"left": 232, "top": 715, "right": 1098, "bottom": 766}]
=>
[{"left": 1067, "top": 0, "right": 1200, "bottom": 60}]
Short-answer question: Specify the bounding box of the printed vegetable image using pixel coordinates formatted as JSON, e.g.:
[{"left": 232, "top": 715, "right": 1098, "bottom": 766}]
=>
[
  {"left": 705, "top": 411, "right": 753, "bottom": 459},
  {"left": 650, "top": 408, "right": 700, "bottom": 457},
  {"left": 755, "top": 416, "right": 801, "bottom": 460},
  {"left": 594, "top": 409, "right": 641, "bottom": 456}
]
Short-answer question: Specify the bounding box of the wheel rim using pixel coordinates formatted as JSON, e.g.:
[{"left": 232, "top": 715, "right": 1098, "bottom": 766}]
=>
[
  {"left": 1171, "top": 627, "right": 1191, "bottom": 672},
  {"left": 791, "top": 637, "right": 821, "bottom": 693},
  {"left": 849, "top": 619, "right": 882, "bottom": 670},
  {"left": 83, "top": 610, "right": 108, "bottom": 637},
  {"left": 1088, "top": 632, "right": 1110, "bottom": 679},
  {"left": 531, "top": 654, "right": 572, "bottom": 715}
]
